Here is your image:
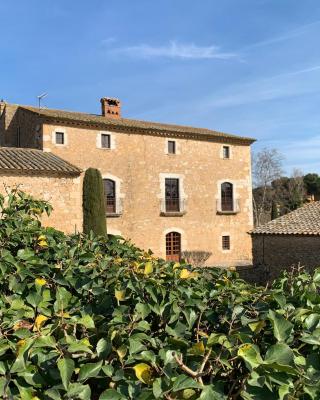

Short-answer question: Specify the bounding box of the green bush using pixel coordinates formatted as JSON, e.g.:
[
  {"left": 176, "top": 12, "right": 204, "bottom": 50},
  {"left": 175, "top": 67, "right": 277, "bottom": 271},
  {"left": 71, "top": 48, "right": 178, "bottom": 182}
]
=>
[
  {"left": 0, "top": 190, "right": 320, "bottom": 399},
  {"left": 82, "top": 168, "right": 107, "bottom": 237}
]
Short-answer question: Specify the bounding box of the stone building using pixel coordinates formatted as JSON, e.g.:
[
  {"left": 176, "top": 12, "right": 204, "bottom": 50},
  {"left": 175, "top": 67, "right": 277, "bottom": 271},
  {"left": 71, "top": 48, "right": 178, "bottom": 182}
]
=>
[
  {"left": 251, "top": 201, "right": 320, "bottom": 279},
  {"left": 0, "top": 147, "right": 82, "bottom": 233},
  {"left": 0, "top": 98, "right": 255, "bottom": 266}
]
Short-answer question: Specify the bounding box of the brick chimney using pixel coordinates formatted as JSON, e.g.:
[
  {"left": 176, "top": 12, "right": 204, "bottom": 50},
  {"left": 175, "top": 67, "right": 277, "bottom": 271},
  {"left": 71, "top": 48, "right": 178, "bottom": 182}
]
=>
[{"left": 100, "top": 97, "right": 121, "bottom": 119}]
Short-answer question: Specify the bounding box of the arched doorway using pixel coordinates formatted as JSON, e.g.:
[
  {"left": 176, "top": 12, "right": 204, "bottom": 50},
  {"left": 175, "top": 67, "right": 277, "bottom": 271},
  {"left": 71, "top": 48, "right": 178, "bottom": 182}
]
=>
[{"left": 166, "top": 232, "right": 181, "bottom": 262}]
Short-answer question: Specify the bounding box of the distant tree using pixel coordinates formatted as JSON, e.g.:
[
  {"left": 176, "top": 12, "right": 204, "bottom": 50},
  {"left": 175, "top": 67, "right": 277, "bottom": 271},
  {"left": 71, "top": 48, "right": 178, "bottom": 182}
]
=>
[
  {"left": 83, "top": 168, "right": 107, "bottom": 237},
  {"left": 287, "top": 169, "right": 306, "bottom": 210},
  {"left": 303, "top": 173, "right": 320, "bottom": 196},
  {"left": 271, "top": 201, "right": 279, "bottom": 220},
  {"left": 252, "top": 148, "right": 283, "bottom": 226}
]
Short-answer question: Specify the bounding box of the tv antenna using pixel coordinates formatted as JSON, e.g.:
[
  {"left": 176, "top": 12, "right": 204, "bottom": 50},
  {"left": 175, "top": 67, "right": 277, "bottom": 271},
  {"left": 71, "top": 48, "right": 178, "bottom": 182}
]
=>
[{"left": 37, "top": 92, "right": 48, "bottom": 110}]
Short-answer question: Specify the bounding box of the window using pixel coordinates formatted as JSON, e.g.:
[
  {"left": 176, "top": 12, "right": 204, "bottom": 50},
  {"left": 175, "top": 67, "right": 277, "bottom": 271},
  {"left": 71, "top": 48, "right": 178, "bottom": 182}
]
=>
[
  {"left": 168, "top": 140, "right": 176, "bottom": 154},
  {"left": 166, "top": 232, "right": 181, "bottom": 261},
  {"left": 104, "top": 179, "right": 116, "bottom": 214},
  {"left": 222, "top": 235, "right": 230, "bottom": 250},
  {"left": 221, "top": 182, "right": 233, "bottom": 211},
  {"left": 223, "top": 146, "right": 230, "bottom": 159},
  {"left": 101, "top": 134, "right": 111, "bottom": 149},
  {"left": 165, "top": 178, "right": 180, "bottom": 212},
  {"left": 55, "top": 132, "right": 64, "bottom": 145}
]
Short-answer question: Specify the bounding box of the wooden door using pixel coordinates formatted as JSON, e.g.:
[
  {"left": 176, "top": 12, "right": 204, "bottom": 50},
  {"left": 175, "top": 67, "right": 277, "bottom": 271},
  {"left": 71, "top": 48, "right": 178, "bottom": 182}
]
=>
[{"left": 166, "top": 232, "right": 181, "bottom": 262}]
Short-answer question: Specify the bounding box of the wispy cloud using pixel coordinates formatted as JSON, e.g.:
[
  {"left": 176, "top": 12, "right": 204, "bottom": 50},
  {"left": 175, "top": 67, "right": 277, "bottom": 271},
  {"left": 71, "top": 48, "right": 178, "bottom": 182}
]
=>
[
  {"left": 243, "top": 19, "right": 320, "bottom": 51},
  {"left": 101, "top": 37, "right": 117, "bottom": 46},
  {"left": 204, "top": 64, "right": 320, "bottom": 109},
  {"left": 110, "top": 41, "right": 237, "bottom": 60}
]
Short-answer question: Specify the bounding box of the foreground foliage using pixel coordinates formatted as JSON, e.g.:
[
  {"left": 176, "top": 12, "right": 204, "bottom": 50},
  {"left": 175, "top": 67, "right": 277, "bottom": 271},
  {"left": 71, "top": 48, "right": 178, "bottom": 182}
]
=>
[{"left": 0, "top": 190, "right": 320, "bottom": 399}]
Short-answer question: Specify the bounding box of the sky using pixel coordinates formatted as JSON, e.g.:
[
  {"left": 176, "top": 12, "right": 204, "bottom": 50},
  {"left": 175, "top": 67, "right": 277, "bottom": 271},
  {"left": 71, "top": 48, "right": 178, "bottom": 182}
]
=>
[{"left": 1, "top": 0, "right": 320, "bottom": 174}]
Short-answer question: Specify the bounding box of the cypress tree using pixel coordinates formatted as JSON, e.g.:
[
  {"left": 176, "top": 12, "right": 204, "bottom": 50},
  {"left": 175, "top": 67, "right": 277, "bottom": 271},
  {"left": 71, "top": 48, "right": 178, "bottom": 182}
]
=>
[
  {"left": 271, "top": 201, "right": 278, "bottom": 220},
  {"left": 83, "top": 168, "right": 107, "bottom": 237}
]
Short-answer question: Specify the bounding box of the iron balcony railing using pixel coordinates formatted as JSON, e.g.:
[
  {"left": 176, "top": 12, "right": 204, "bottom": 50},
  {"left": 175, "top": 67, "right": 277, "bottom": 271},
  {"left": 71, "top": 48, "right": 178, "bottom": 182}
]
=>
[
  {"left": 105, "top": 198, "right": 123, "bottom": 216},
  {"left": 160, "top": 198, "right": 186, "bottom": 214},
  {"left": 216, "top": 198, "right": 240, "bottom": 214}
]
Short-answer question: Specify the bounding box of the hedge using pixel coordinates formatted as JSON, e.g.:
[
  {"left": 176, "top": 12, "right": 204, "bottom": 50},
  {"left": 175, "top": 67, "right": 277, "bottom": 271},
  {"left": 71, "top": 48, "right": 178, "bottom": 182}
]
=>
[{"left": 0, "top": 189, "right": 319, "bottom": 399}]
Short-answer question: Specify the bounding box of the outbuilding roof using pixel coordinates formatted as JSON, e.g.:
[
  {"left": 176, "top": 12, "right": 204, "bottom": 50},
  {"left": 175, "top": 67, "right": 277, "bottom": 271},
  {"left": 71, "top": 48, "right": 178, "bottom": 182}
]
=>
[
  {"left": 0, "top": 147, "right": 81, "bottom": 175},
  {"left": 19, "top": 105, "right": 255, "bottom": 144},
  {"left": 251, "top": 201, "right": 320, "bottom": 236}
]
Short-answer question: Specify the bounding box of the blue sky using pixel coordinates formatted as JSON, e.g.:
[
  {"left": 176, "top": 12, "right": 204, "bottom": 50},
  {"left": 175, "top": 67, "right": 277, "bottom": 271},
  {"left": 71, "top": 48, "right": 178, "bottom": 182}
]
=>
[{"left": 1, "top": 0, "right": 320, "bottom": 174}]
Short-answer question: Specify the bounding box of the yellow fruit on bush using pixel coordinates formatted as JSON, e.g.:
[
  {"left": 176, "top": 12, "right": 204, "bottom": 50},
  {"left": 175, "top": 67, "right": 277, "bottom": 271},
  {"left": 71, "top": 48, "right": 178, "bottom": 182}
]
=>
[
  {"left": 180, "top": 269, "right": 198, "bottom": 279},
  {"left": 144, "top": 262, "right": 153, "bottom": 275},
  {"left": 180, "top": 269, "right": 191, "bottom": 279},
  {"left": 38, "top": 240, "right": 48, "bottom": 247},
  {"left": 34, "top": 314, "right": 48, "bottom": 331},
  {"left": 133, "top": 363, "right": 154, "bottom": 385},
  {"left": 35, "top": 277, "right": 47, "bottom": 286}
]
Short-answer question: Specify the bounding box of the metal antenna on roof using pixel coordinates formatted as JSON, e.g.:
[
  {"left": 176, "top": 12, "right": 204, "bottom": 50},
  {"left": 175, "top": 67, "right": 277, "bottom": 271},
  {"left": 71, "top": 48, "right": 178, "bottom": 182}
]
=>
[{"left": 37, "top": 93, "right": 48, "bottom": 110}]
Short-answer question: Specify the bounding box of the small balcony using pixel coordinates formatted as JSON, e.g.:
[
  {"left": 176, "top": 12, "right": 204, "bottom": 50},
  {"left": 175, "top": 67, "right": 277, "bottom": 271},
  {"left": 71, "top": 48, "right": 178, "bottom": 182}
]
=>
[
  {"left": 105, "top": 198, "right": 123, "bottom": 217},
  {"left": 216, "top": 199, "right": 240, "bottom": 215},
  {"left": 160, "top": 198, "right": 186, "bottom": 216}
]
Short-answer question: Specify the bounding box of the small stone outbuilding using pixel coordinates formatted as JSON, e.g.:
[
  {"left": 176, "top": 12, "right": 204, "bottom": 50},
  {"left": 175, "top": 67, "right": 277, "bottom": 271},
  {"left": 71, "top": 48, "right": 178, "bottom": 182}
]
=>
[
  {"left": 0, "top": 147, "right": 82, "bottom": 233},
  {"left": 251, "top": 201, "right": 320, "bottom": 281}
]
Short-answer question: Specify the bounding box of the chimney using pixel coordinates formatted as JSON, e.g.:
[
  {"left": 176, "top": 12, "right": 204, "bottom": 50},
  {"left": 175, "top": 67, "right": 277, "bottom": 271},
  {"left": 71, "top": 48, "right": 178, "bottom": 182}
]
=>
[{"left": 100, "top": 97, "right": 121, "bottom": 119}]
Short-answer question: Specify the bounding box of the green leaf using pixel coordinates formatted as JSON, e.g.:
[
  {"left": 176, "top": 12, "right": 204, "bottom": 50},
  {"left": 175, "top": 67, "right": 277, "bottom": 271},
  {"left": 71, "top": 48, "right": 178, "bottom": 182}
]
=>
[
  {"left": 78, "top": 314, "right": 95, "bottom": 329},
  {"left": 264, "top": 343, "right": 294, "bottom": 366},
  {"left": 172, "top": 375, "right": 202, "bottom": 392},
  {"left": 268, "top": 310, "right": 293, "bottom": 342},
  {"left": 199, "top": 385, "right": 226, "bottom": 400},
  {"left": 57, "top": 357, "right": 74, "bottom": 390},
  {"left": 99, "top": 389, "right": 125, "bottom": 400},
  {"left": 238, "top": 344, "right": 263, "bottom": 369},
  {"left": 67, "top": 383, "right": 91, "bottom": 399},
  {"left": 96, "top": 338, "right": 111, "bottom": 358},
  {"left": 78, "top": 360, "right": 103, "bottom": 381}
]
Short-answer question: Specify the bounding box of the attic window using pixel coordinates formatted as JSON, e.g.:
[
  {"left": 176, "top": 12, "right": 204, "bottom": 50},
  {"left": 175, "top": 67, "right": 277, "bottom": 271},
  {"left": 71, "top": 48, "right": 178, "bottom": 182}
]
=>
[
  {"left": 223, "top": 146, "right": 230, "bottom": 159},
  {"left": 55, "top": 132, "right": 64, "bottom": 145},
  {"left": 168, "top": 140, "right": 176, "bottom": 154},
  {"left": 101, "top": 134, "right": 111, "bottom": 148}
]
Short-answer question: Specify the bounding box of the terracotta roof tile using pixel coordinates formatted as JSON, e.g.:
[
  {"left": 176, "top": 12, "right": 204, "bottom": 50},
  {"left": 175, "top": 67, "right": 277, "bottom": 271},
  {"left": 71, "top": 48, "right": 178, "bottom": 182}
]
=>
[
  {"left": 0, "top": 147, "right": 81, "bottom": 175},
  {"left": 20, "top": 105, "right": 255, "bottom": 144},
  {"left": 251, "top": 201, "right": 320, "bottom": 236}
]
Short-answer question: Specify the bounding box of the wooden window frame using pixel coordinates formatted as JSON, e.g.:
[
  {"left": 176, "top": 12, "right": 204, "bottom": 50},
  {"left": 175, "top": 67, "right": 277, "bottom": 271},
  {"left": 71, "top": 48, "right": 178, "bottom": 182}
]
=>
[
  {"left": 221, "top": 182, "right": 233, "bottom": 211},
  {"left": 166, "top": 231, "right": 181, "bottom": 261},
  {"left": 104, "top": 179, "right": 116, "bottom": 214},
  {"left": 222, "top": 235, "right": 230, "bottom": 250},
  {"left": 168, "top": 140, "right": 176, "bottom": 154},
  {"left": 223, "top": 146, "right": 230, "bottom": 159},
  {"left": 101, "top": 133, "right": 111, "bottom": 149},
  {"left": 55, "top": 132, "right": 65, "bottom": 145},
  {"left": 165, "top": 178, "right": 180, "bottom": 212}
]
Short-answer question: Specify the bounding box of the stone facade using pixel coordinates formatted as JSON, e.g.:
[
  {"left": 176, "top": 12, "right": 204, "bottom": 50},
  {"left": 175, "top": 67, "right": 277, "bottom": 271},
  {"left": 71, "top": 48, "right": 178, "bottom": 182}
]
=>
[
  {"left": 0, "top": 100, "right": 255, "bottom": 266},
  {"left": 252, "top": 235, "right": 320, "bottom": 280},
  {"left": 0, "top": 171, "right": 82, "bottom": 234}
]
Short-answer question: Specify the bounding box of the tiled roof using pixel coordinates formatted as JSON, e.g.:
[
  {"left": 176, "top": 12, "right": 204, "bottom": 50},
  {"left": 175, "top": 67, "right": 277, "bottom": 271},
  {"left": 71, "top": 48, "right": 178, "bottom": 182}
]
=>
[
  {"left": 20, "top": 105, "right": 255, "bottom": 144},
  {"left": 251, "top": 201, "right": 320, "bottom": 236},
  {"left": 0, "top": 147, "right": 81, "bottom": 175}
]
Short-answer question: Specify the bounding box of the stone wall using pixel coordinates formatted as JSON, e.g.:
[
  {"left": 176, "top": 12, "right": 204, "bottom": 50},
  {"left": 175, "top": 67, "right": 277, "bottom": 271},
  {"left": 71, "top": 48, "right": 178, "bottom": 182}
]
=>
[
  {"left": 42, "top": 122, "right": 254, "bottom": 266},
  {"left": 0, "top": 104, "right": 41, "bottom": 148},
  {"left": 252, "top": 235, "right": 320, "bottom": 280},
  {"left": 0, "top": 171, "right": 82, "bottom": 234}
]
